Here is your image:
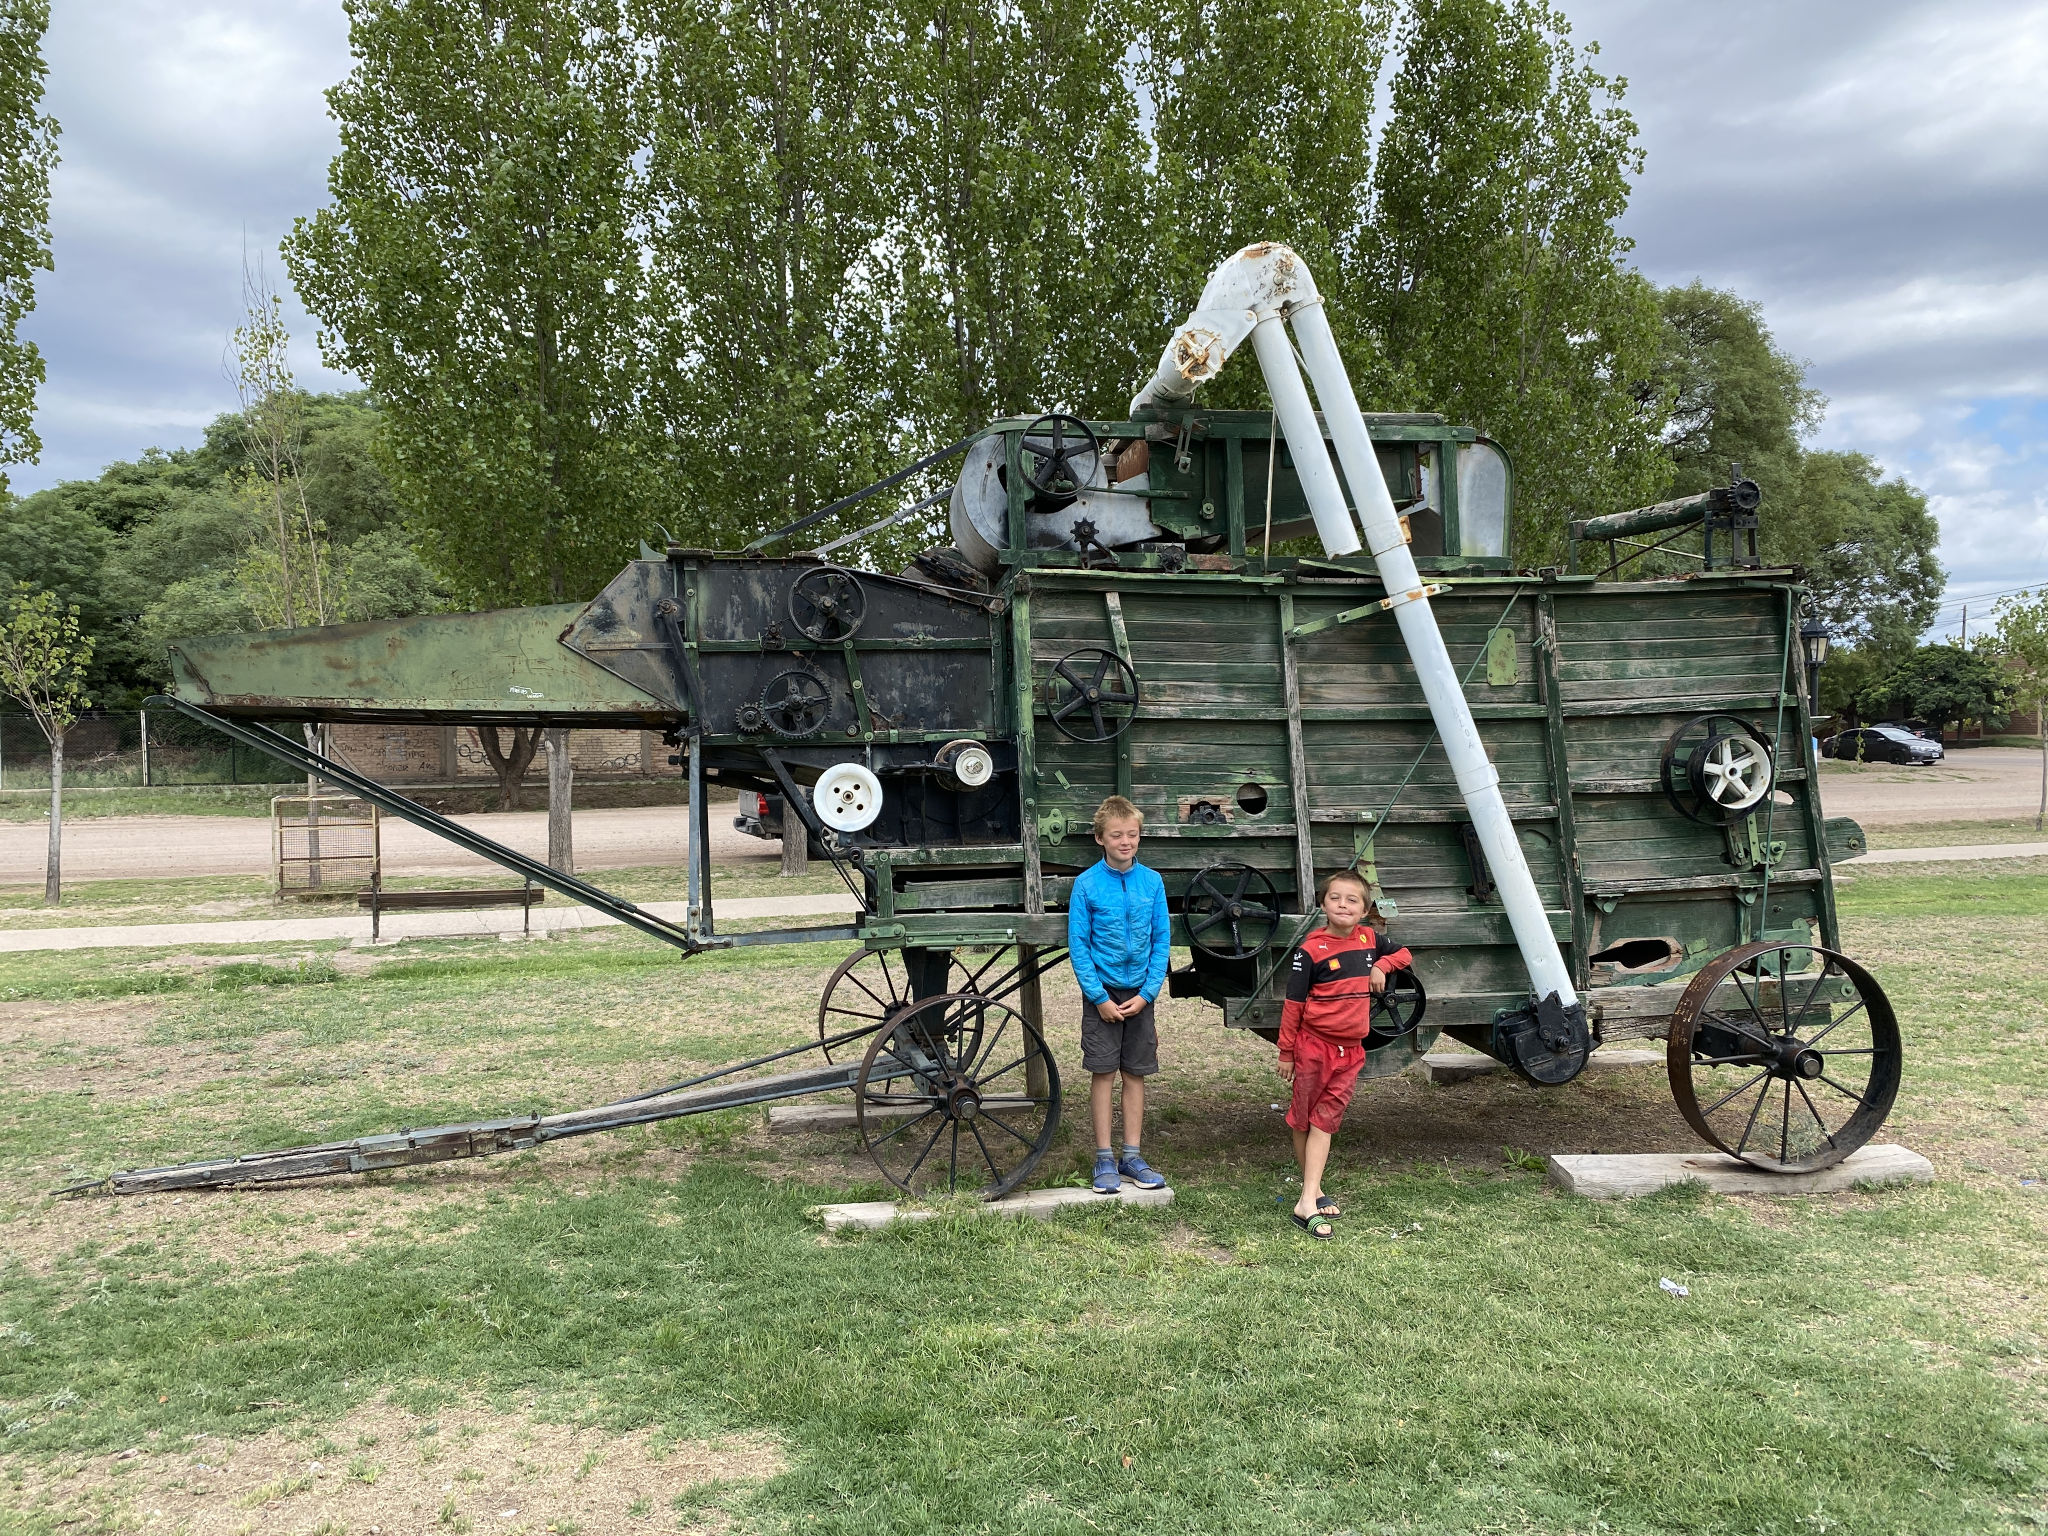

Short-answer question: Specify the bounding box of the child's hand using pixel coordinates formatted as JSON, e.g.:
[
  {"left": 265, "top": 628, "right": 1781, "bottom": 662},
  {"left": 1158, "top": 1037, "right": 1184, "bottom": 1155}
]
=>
[
  {"left": 1096, "top": 998, "right": 1125, "bottom": 1024},
  {"left": 1277, "top": 1058, "right": 1294, "bottom": 1082},
  {"left": 1117, "top": 994, "right": 1148, "bottom": 1020},
  {"left": 1369, "top": 967, "right": 1387, "bottom": 994}
]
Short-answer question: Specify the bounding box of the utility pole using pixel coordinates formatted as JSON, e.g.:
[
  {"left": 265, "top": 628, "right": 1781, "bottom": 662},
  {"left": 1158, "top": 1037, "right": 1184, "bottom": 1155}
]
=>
[{"left": 545, "top": 728, "right": 575, "bottom": 873}]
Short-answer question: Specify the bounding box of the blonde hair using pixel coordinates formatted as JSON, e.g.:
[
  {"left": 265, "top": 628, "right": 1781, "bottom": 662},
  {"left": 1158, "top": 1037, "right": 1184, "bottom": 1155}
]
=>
[
  {"left": 1092, "top": 795, "right": 1143, "bottom": 838},
  {"left": 1318, "top": 868, "right": 1370, "bottom": 904}
]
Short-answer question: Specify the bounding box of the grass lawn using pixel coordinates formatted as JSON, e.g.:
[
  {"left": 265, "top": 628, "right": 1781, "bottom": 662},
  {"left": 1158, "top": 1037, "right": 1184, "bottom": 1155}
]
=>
[{"left": 0, "top": 864, "right": 2042, "bottom": 1533}]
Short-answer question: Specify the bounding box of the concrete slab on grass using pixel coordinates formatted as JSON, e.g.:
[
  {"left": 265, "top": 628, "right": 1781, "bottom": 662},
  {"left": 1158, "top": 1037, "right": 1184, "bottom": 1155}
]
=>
[
  {"left": 1547, "top": 1143, "right": 1933, "bottom": 1199},
  {"left": 1424, "top": 1048, "right": 1663, "bottom": 1085},
  {"left": 815, "top": 1184, "right": 1174, "bottom": 1232}
]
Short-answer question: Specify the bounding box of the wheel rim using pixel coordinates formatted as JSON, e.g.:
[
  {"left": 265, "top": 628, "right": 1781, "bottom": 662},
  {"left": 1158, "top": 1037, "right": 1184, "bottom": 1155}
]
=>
[
  {"left": 1667, "top": 941, "right": 1901, "bottom": 1172},
  {"left": 1369, "top": 969, "right": 1427, "bottom": 1043},
  {"left": 856, "top": 993, "right": 1061, "bottom": 1199},
  {"left": 1046, "top": 648, "right": 1140, "bottom": 743}
]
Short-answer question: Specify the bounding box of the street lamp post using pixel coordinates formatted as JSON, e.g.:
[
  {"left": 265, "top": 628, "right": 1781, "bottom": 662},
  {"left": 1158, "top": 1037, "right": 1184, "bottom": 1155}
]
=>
[{"left": 1800, "top": 618, "right": 1832, "bottom": 725}]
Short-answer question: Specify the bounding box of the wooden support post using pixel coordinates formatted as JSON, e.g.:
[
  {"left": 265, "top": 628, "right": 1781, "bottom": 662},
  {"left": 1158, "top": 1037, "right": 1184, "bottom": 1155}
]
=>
[
  {"left": 1019, "top": 944, "right": 1050, "bottom": 1099},
  {"left": 1534, "top": 595, "right": 1589, "bottom": 987},
  {"left": 545, "top": 727, "right": 575, "bottom": 874},
  {"left": 1278, "top": 592, "right": 1316, "bottom": 911},
  {"left": 1103, "top": 589, "right": 1134, "bottom": 802}
]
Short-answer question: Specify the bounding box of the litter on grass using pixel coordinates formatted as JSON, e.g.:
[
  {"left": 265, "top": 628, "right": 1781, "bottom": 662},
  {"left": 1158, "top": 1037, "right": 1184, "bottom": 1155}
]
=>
[{"left": 1659, "top": 1277, "right": 1690, "bottom": 1298}]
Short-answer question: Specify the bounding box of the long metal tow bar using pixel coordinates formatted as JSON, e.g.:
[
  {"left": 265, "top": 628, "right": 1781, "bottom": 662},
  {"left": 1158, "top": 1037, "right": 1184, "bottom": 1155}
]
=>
[{"left": 59, "top": 1024, "right": 887, "bottom": 1197}]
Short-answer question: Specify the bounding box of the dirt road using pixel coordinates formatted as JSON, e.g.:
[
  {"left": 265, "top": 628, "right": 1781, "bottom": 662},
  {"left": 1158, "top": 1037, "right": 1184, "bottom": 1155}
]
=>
[
  {"left": 1818, "top": 747, "right": 2044, "bottom": 824},
  {"left": 0, "top": 798, "right": 778, "bottom": 884},
  {"left": 3, "top": 750, "right": 2039, "bottom": 886}
]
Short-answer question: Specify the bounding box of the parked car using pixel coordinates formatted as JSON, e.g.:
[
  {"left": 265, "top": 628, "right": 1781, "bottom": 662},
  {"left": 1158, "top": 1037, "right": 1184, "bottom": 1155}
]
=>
[
  {"left": 733, "top": 790, "right": 786, "bottom": 840},
  {"left": 1824, "top": 725, "right": 1945, "bottom": 765}
]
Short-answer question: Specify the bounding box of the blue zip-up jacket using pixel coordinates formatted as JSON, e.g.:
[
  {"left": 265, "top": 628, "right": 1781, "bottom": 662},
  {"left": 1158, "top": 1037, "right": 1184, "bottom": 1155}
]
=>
[{"left": 1067, "top": 859, "right": 1171, "bottom": 1006}]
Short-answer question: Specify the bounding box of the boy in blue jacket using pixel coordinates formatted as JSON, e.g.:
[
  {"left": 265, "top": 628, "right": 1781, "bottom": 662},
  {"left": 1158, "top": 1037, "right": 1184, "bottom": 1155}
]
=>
[{"left": 1068, "top": 795, "right": 1170, "bottom": 1194}]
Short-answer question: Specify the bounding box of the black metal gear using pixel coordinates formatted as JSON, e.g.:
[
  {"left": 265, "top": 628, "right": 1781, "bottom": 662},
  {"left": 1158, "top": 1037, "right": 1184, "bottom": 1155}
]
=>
[
  {"left": 759, "top": 670, "right": 832, "bottom": 739},
  {"left": 790, "top": 567, "right": 866, "bottom": 642}
]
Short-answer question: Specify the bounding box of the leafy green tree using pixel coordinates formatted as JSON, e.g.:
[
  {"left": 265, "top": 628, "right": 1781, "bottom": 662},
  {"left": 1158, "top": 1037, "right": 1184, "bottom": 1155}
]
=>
[
  {"left": 1784, "top": 451, "right": 1942, "bottom": 661},
  {"left": 1991, "top": 590, "right": 2048, "bottom": 829},
  {"left": 0, "top": 0, "right": 56, "bottom": 488},
  {"left": 0, "top": 583, "right": 90, "bottom": 903},
  {"left": 1369, "top": 0, "right": 1669, "bottom": 562},
  {"left": 1657, "top": 282, "right": 1817, "bottom": 502},
  {"left": 634, "top": 0, "right": 898, "bottom": 552},
  {"left": 883, "top": 0, "right": 1156, "bottom": 434},
  {"left": 1139, "top": 0, "right": 1397, "bottom": 409},
  {"left": 286, "top": 0, "right": 654, "bottom": 607},
  {"left": 1858, "top": 644, "right": 2013, "bottom": 740}
]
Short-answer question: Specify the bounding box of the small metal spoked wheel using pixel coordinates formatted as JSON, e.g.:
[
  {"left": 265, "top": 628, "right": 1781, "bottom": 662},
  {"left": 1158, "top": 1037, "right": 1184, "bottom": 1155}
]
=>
[
  {"left": 1045, "top": 647, "right": 1140, "bottom": 742},
  {"left": 856, "top": 993, "right": 1061, "bottom": 1200},
  {"left": 1369, "top": 969, "right": 1428, "bottom": 1044},
  {"left": 1660, "top": 712, "right": 1775, "bottom": 824},
  {"left": 1183, "top": 863, "right": 1282, "bottom": 960},
  {"left": 1667, "top": 940, "right": 1902, "bottom": 1173},
  {"left": 790, "top": 566, "right": 866, "bottom": 642},
  {"left": 816, "top": 947, "right": 975, "bottom": 1063},
  {"left": 1019, "top": 413, "right": 1101, "bottom": 500}
]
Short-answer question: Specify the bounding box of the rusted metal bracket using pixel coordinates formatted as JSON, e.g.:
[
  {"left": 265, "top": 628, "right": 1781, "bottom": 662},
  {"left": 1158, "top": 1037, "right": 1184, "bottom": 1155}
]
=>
[{"left": 1286, "top": 583, "right": 1447, "bottom": 640}]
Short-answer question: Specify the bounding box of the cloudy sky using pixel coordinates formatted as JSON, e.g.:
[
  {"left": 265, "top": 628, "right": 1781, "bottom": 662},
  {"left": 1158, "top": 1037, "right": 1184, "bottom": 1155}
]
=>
[{"left": 17, "top": 0, "right": 2046, "bottom": 637}]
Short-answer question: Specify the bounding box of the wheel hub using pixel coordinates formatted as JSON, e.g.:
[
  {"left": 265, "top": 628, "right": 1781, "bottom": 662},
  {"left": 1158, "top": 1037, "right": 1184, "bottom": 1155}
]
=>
[
  {"left": 1777, "top": 1041, "right": 1824, "bottom": 1080},
  {"left": 945, "top": 1080, "right": 982, "bottom": 1121}
]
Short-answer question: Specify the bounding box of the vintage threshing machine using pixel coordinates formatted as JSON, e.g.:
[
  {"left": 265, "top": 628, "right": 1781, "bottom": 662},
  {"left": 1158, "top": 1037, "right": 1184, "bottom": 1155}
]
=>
[{"left": 96, "top": 246, "right": 1893, "bottom": 1201}]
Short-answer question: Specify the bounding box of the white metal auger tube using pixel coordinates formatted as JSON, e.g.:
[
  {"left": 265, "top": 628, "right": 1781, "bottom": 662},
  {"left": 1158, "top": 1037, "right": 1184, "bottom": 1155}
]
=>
[{"left": 1135, "top": 243, "right": 1583, "bottom": 1054}]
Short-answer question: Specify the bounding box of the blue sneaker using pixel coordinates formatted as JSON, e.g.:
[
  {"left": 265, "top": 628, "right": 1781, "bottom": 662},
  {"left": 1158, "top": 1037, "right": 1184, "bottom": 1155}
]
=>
[
  {"left": 1118, "top": 1151, "right": 1166, "bottom": 1190},
  {"left": 1092, "top": 1150, "right": 1121, "bottom": 1194}
]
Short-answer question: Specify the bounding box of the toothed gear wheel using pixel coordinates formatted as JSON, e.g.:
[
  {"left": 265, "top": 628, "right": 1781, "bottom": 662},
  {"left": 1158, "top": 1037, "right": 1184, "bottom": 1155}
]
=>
[{"left": 760, "top": 670, "right": 833, "bottom": 739}]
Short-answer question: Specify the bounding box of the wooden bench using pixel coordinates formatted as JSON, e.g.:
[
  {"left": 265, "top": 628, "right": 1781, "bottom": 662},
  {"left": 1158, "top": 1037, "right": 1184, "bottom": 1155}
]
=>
[{"left": 357, "top": 881, "right": 546, "bottom": 940}]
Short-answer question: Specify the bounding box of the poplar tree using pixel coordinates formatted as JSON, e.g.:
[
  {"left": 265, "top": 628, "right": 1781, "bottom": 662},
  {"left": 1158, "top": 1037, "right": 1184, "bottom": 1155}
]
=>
[
  {"left": 1139, "top": 0, "right": 1396, "bottom": 407},
  {"left": 285, "top": 0, "right": 653, "bottom": 609},
  {"left": 1370, "top": 0, "right": 1668, "bottom": 561},
  {"left": 635, "top": 0, "right": 898, "bottom": 547},
  {"left": 0, "top": 0, "right": 56, "bottom": 487}
]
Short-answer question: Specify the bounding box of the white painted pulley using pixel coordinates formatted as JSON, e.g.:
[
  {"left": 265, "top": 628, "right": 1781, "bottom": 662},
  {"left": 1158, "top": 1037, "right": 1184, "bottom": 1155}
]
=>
[
  {"left": 936, "top": 739, "right": 994, "bottom": 789},
  {"left": 813, "top": 763, "right": 884, "bottom": 832}
]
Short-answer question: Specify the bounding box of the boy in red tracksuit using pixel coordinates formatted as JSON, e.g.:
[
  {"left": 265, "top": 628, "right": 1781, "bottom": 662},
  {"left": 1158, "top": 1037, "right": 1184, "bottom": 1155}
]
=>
[{"left": 1278, "top": 869, "right": 1412, "bottom": 1238}]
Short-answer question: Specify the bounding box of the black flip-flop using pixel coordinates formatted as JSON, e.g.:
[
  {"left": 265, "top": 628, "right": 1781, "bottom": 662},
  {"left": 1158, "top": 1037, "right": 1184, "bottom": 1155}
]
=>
[
  {"left": 1316, "top": 1195, "right": 1341, "bottom": 1219},
  {"left": 1289, "top": 1211, "right": 1335, "bottom": 1240}
]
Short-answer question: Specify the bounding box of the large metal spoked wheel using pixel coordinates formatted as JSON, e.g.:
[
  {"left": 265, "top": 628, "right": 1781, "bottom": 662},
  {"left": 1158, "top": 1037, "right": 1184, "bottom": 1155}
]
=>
[
  {"left": 1667, "top": 940, "right": 1901, "bottom": 1173},
  {"left": 816, "top": 947, "right": 974, "bottom": 1063},
  {"left": 790, "top": 566, "right": 866, "bottom": 642},
  {"left": 1183, "top": 863, "right": 1282, "bottom": 960},
  {"left": 856, "top": 993, "right": 1061, "bottom": 1200},
  {"left": 1045, "top": 647, "right": 1140, "bottom": 743}
]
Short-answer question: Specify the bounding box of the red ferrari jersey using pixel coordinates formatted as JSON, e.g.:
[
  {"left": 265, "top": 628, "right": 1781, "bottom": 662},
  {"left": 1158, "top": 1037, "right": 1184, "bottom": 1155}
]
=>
[{"left": 1278, "top": 926, "right": 1412, "bottom": 1061}]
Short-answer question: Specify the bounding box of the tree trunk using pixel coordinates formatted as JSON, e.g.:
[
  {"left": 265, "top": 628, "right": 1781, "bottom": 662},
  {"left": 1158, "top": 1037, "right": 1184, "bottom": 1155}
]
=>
[
  {"left": 2037, "top": 704, "right": 2045, "bottom": 834},
  {"left": 476, "top": 725, "right": 540, "bottom": 812},
  {"left": 545, "top": 728, "right": 574, "bottom": 873},
  {"left": 780, "top": 803, "right": 809, "bottom": 877},
  {"left": 44, "top": 727, "right": 62, "bottom": 906},
  {"left": 303, "top": 722, "right": 323, "bottom": 890}
]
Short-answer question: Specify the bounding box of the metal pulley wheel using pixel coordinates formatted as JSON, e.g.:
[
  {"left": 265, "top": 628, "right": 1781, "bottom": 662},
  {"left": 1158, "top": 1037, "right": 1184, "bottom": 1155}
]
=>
[
  {"left": 790, "top": 566, "right": 866, "bottom": 642},
  {"left": 1368, "top": 969, "right": 1428, "bottom": 1044},
  {"left": 1660, "top": 712, "right": 1775, "bottom": 824},
  {"left": 758, "top": 670, "right": 831, "bottom": 738},
  {"left": 1667, "top": 940, "right": 1901, "bottom": 1173},
  {"left": 1044, "top": 647, "right": 1140, "bottom": 743},
  {"left": 855, "top": 992, "right": 1061, "bottom": 1199},
  {"left": 813, "top": 762, "right": 883, "bottom": 833},
  {"left": 1183, "top": 863, "right": 1282, "bottom": 960},
  {"left": 1019, "top": 414, "right": 1101, "bottom": 500}
]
